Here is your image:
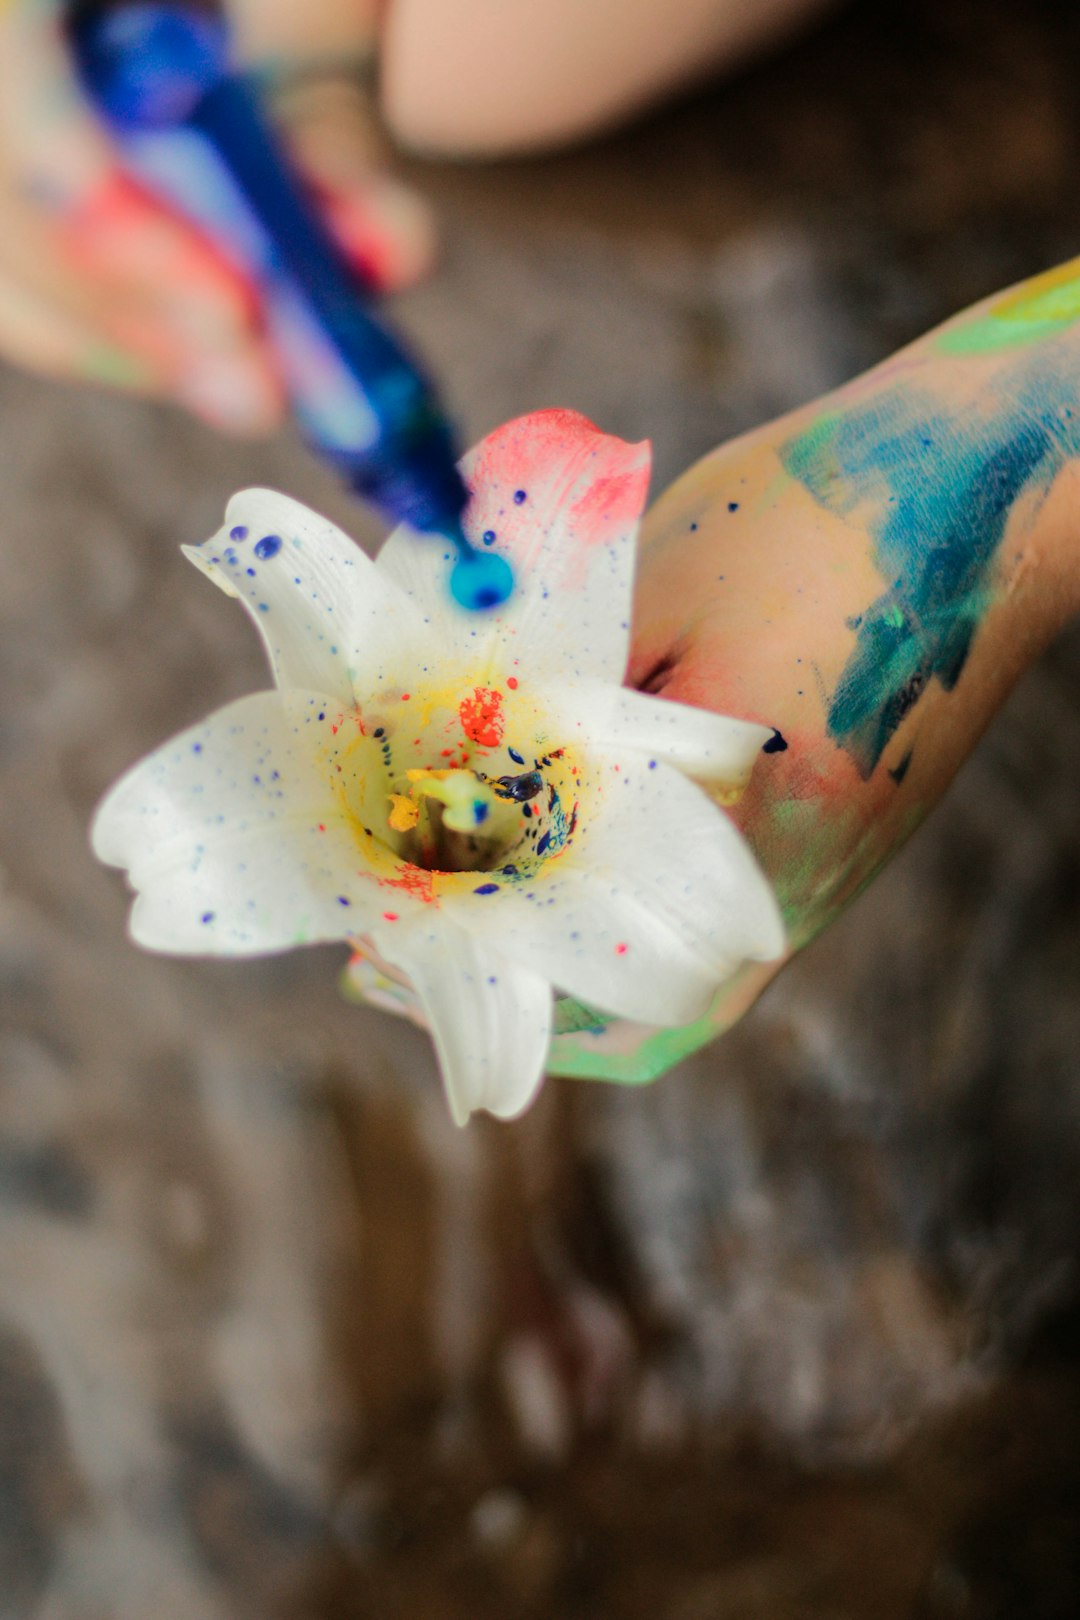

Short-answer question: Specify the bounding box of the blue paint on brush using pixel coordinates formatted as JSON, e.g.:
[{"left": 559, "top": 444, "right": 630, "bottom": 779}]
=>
[{"left": 781, "top": 356, "right": 1080, "bottom": 775}]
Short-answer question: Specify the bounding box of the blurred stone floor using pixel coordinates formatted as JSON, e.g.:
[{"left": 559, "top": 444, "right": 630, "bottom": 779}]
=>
[{"left": 3, "top": 0, "right": 1080, "bottom": 1615}]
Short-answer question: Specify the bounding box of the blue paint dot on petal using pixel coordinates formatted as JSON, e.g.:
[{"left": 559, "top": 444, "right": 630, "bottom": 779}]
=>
[
  {"left": 513, "top": 489, "right": 527, "bottom": 504},
  {"left": 728, "top": 501, "right": 740, "bottom": 512},
  {"left": 258, "top": 603, "right": 269, "bottom": 613},
  {"left": 201, "top": 911, "right": 215, "bottom": 924},
  {"left": 482, "top": 530, "right": 496, "bottom": 546},
  {"left": 254, "top": 534, "right": 282, "bottom": 560},
  {"left": 246, "top": 567, "right": 256, "bottom": 576},
  {"left": 648, "top": 759, "right": 657, "bottom": 769},
  {"left": 474, "top": 882, "right": 499, "bottom": 895},
  {"left": 537, "top": 831, "right": 551, "bottom": 855},
  {"left": 229, "top": 525, "right": 248, "bottom": 541},
  {"left": 337, "top": 896, "right": 351, "bottom": 906},
  {"left": 508, "top": 747, "right": 525, "bottom": 765},
  {"left": 192, "top": 743, "right": 202, "bottom": 754}
]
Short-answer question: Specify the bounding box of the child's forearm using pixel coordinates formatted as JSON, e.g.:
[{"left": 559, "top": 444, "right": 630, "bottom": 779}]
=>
[
  {"left": 552, "top": 259, "right": 1080, "bottom": 1083},
  {"left": 638, "top": 256, "right": 1080, "bottom": 943}
]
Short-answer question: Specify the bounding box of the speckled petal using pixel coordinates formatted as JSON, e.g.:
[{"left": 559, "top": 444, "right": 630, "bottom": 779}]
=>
[
  {"left": 446, "top": 758, "right": 785, "bottom": 1025},
  {"left": 376, "top": 410, "right": 651, "bottom": 683},
  {"left": 546, "top": 681, "right": 774, "bottom": 790},
  {"left": 183, "top": 488, "right": 435, "bottom": 707},
  {"left": 92, "top": 691, "right": 379, "bottom": 954},
  {"left": 372, "top": 917, "right": 552, "bottom": 1126}
]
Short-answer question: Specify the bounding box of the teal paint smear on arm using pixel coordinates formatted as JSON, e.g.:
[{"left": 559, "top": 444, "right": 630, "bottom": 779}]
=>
[{"left": 781, "top": 355, "right": 1080, "bottom": 777}]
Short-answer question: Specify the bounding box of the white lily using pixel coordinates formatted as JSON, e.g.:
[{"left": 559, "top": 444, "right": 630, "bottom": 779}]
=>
[{"left": 92, "top": 409, "right": 784, "bottom": 1125}]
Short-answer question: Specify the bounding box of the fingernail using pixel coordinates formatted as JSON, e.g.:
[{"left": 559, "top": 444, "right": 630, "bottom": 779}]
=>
[{"left": 175, "top": 356, "right": 280, "bottom": 435}]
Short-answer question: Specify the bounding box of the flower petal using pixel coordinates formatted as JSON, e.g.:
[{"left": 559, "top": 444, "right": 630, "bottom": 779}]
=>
[
  {"left": 446, "top": 759, "right": 784, "bottom": 1025},
  {"left": 92, "top": 690, "right": 379, "bottom": 953},
  {"left": 372, "top": 917, "right": 552, "bottom": 1126},
  {"left": 376, "top": 410, "right": 651, "bottom": 683},
  {"left": 546, "top": 681, "right": 774, "bottom": 791},
  {"left": 183, "top": 488, "right": 434, "bottom": 706}
]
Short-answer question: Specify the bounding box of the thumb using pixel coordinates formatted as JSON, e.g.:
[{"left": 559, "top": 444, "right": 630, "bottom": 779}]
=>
[{"left": 225, "top": 0, "right": 437, "bottom": 292}]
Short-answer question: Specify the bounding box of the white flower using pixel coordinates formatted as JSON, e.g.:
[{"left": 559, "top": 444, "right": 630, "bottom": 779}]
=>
[{"left": 93, "top": 409, "right": 784, "bottom": 1125}]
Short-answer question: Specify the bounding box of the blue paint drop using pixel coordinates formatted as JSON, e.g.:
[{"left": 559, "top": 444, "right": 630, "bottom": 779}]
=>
[
  {"left": 482, "top": 529, "right": 496, "bottom": 546},
  {"left": 254, "top": 534, "right": 282, "bottom": 560},
  {"left": 728, "top": 501, "right": 740, "bottom": 512},
  {"left": 762, "top": 729, "right": 788, "bottom": 754},
  {"left": 537, "top": 831, "right": 551, "bottom": 855},
  {"left": 229, "top": 525, "right": 248, "bottom": 541},
  {"left": 473, "top": 801, "right": 489, "bottom": 825},
  {"left": 474, "top": 882, "right": 499, "bottom": 895},
  {"left": 246, "top": 567, "right": 255, "bottom": 577},
  {"left": 337, "top": 896, "right": 351, "bottom": 906},
  {"left": 450, "top": 549, "right": 514, "bottom": 611},
  {"left": 494, "top": 770, "right": 543, "bottom": 803},
  {"left": 201, "top": 911, "right": 215, "bottom": 924},
  {"left": 508, "top": 747, "right": 525, "bottom": 765},
  {"left": 690, "top": 522, "right": 698, "bottom": 532},
  {"left": 514, "top": 489, "right": 527, "bottom": 504}
]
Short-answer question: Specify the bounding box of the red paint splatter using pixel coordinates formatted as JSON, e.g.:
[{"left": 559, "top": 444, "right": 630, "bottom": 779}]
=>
[
  {"left": 380, "top": 865, "right": 437, "bottom": 905},
  {"left": 507, "top": 676, "right": 519, "bottom": 690},
  {"left": 317, "top": 823, "right": 326, "bottom": 833},
  {"left": 459, "top": 686, "right": 504, "bottom": 749},
  {"left": 382, "top": 911, "right": 399, "bottom": 922},
  {"left": 615, "top": 942, "right": 628, "bottom": 955}
]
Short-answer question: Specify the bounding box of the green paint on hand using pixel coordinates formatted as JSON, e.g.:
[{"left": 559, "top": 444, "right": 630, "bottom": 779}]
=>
[{"left": 938, "top": 258, "right": 1080, "bottom": 356}]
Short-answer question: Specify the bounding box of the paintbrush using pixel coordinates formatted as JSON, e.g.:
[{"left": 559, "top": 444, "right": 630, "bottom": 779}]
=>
[{"left": 69, "top": 0, "right": 514, "bottom": 611}]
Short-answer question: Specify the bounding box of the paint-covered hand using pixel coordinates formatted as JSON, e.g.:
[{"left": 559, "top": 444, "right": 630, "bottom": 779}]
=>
[
  {"left": 549, "top": 262, "right": 1080, "bottom": 1082},
  {"left": 0, "top": 0, "right": 433, "bottom": 432}
]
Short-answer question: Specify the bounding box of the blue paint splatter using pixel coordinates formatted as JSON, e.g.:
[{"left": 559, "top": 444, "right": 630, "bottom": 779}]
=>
[
  {"left": 762, "top": 728, "right": 788, "bottom": 754},
  {"left": 201, "top": 911, "right": 215, "bottom": 924},
  {"left": 229, "top": 525, "right": 247, "bottom": 541},
  {"left": 514, "top": 489, "right": 527, "bottom": 504},
  {"left": 482, "top": 529, "right": 496, "bottom": 546},
  {"left": 254, "top": 534, "right": 282, "bottom": 560},
  {"left": 508, "top": 747, "right": 525, "bottom": 765},
  {"left": 474, "top": 882, "right": 499, "bottom": 895},
  {"left": 537, "top": 830, "right": 551, "bottom": 856},
  {"left": 781, "top": 356, "right": 1080, "bottom": 775}
]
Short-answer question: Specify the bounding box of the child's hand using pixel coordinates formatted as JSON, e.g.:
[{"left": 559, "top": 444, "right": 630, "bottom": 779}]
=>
[
  {"left": 552, "top": 267, "right": 1080, "bottom": 1079},
  {"left": 0, "top": 0, "right": 434, "bottom": 431}
]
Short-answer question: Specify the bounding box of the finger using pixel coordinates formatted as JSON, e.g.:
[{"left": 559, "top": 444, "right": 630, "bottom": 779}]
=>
[
  {"left": 0, "top": 0, "right": 282, "bottom": 427},
  {"left": 226, "top": 0, "right": 437, "bottom": 291},
  {"left": 0, "top": 263, "right": 155, "bottom": 386}
]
